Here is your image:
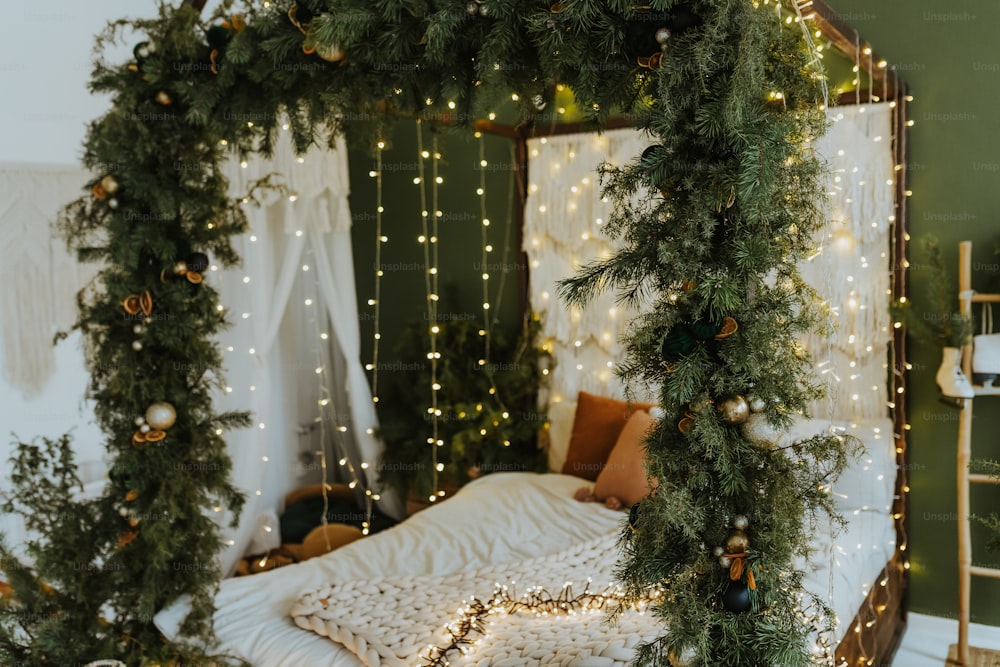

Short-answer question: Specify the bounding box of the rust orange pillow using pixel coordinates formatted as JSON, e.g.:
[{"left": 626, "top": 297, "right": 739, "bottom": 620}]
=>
[
  {"left": 561, "top": 391, "right": 655, "bottom": 480},
  {"left": 594, "top": 409, "right": 655, "bottom": 507}
]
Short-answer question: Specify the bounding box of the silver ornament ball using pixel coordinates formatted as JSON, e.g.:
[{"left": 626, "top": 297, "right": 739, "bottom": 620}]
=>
[
  {"left": 669, "top": 646, "right": 697, "bottom": 667},
  {"left": 718, "top": 555, "right": 732, "bottom": 568},
  {"left": 741, "top": 412, "right": 782, "bottom": 449},
  {"left": 108, "top": 198, "right": 119, "bottom": 209},
  {"left": 131, "top": 340, "right": 143, "bottom": 351},
  {"left": 733, "top": 514, "right": 749, "bottom": 530},
  {"left": 133, "top": 324, "right": 144, "bottom": 335},
  {"left": 118, "top": 506, "right": 129, "bottom": 517},
  {"left": 712, "top": 545, "right": 724, "bottom": 557},
  {"left": 134, "top": 415, "right": 146, "bottom": 426},
  {"left": 139, "top": 424, "right": 151, "bottom": 434},
  {"left": 532, "top": 94, "right": 547, "bottom": 111},
  {"left": 479, "top": 3, "right": 489, "bottom": 16},
  {"left": 145, "top": 401, "right": 177, "bottom": 430},
  {"left": 655, "top": 26, "right": 671, "bottom": 45},
  {"left": 717, "top": 394, "right": 749, "bottom": 424},
  {"left": 748, "top": 395, "right": 767, "bottom": 413},
  {"left": 173, "top": 261, "right": 188, "bottom": 275},
  {"left": 466, "top": 1, "right": 479, "bottom": 15}
]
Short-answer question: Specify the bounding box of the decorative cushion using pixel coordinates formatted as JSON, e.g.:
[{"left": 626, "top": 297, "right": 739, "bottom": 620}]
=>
[
  {"left": 561, "top": 391, "right": 655, "bottom": 481},
  {"left": 594, "top": 409, "right": 655, "bottom": 506},
  {"left": 301, "top": 524, "right": 365, "bottom": 560}
]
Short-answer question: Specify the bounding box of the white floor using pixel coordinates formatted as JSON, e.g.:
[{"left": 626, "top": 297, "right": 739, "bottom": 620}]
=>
[{"left": 894, "top": 613, "right": 1000, "bottom": 666}]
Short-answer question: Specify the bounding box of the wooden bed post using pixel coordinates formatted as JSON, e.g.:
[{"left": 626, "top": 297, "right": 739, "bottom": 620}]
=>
[{"left": 956, "top": 241, "right": 974, "bottom": 666}]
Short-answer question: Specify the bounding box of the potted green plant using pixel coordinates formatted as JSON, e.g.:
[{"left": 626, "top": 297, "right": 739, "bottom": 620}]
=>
[{"left": 893, "top": 236, "right": 974, "bottom": 399}]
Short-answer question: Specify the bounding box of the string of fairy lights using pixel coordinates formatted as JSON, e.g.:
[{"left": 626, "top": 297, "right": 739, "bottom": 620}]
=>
[
  {"left": 421, "top": 580, "right": 662, "bottom": 667},
  {"left": 366, "top": 139, "right": 386, "bottom": 406},
  {"left": 213, "top": 127, "right": 384, "bottom": 564},
  {"left": 414, "top": 121, "right": 446, "bottom": 503}
]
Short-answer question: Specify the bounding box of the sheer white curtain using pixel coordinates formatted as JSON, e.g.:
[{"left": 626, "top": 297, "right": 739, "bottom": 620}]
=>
[
  {"left": 523, "top": 106, "right": 895, "bottom": 421},
  {"left": 214, "top": 131, "right": 403, "bottom": 575}
]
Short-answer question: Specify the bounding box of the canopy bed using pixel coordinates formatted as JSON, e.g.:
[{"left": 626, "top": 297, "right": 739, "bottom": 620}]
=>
[
  {"left": 157, "top": 62, "right": 909, "bottom": 667},
  {"left": 0, "top": 1, "right": 912, "bottom": 666}
]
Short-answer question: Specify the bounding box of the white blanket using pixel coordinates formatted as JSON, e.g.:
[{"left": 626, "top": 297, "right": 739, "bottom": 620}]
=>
[
  {"left": 290, "top": 533, "right": 662, "bottom": 667},
  {"left": 157, "top": 473, "right": 624, "bottom": 666},
  {"left": 156, "top": 420, "right": 895, "bottom": 667}
]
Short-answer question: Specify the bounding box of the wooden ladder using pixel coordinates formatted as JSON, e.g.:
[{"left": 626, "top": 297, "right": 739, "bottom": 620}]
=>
[{"left": 954, "top": 240, "right": 1000, "bottom": 665}]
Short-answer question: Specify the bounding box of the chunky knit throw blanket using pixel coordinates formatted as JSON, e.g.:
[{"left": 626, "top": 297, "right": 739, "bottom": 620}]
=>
[{"left": 290, "top": 533, "right": 662, "bottom": 667}]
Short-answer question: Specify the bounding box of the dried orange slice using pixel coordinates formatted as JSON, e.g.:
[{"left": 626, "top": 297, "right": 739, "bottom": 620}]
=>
[
  {"left": 121, "top": 295, "right": 141, "bottom": 315},
  {"left": 132, "top": 431, "right": 147, "bottom": 444},
  {"left": 186, "top": 272, "right": 203, "bottom": 284},
  {"left": 118, "top": 529, "right": 138, "bottom": 547},
  {"left": 678, "top": 414, "right": 695, "bottom": 433},
  {"left": 637, "top": 56, "right": 651, "bottom": 69},
  {"left": 139, "top": 290, "right": 153, "bottom": 315},
  {"left": 714, "top": 316, "right": 738, "bottom": 339},
  {"left": 648, "top": 52, "right": 662, "bottom": 69},
  {"left": 144, "top": 430, "right": 166, "bottom": 443},
  {"left": 125, "top": 490, "right": 138, "bottom": 502},
  {"left": 92, "top": 183, "right": 107, "bottom": 200}
]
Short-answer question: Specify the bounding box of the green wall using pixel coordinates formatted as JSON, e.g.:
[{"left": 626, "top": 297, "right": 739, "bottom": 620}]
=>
[
  {"left": 347, "top": 122, "right": 522, "bottom": 374},
  {"left": 825, "top": 0, "right": 1000, "bottom": 626},
  {"left": 346, "top": 2, "right": 1000, "bottom": 626}
]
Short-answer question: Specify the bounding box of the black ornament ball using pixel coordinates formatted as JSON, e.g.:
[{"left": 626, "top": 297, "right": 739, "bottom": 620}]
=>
[
  {"left": 722, "top": 581, "right": 751, "bottom": 613},
  {"left": 628, "top": 503, "right": 641, "bottom": 532},
  {"left": 666, "top": 4, "right": 703, "bottom": 35},
  {"left": 206, "top": 25, "right": 231, "bottom": 51},
  {"left": 186, "top": 252, "right": 210, "bottom": 273}
]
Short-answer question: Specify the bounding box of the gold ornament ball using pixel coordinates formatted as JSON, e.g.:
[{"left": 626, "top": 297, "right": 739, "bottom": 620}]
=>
[
  {"left": 315, "top": 42, "right": 345, "bottom": 62},
  {"left": 155, "top": 91, "right": 172, "bottom": 105},
  {"left": 725, "top": 529, "right": 750, "bottom": 554},
  {"left": 100, "top": 175, "right": 120, "bottom": 194},
  {"left": 741, "top": 412, "right": 781, "bottom": 449},
  {"left": 145, "top": 402, "right": 177, "bottom": 430},
  {"left": 717, "top": 394, "right": 749, "bottom": 424}
]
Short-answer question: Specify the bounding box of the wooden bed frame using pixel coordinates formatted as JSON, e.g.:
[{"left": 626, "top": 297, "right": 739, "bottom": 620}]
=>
[{"left": 181, "top": 1, "right": 911, "bottom": 664}]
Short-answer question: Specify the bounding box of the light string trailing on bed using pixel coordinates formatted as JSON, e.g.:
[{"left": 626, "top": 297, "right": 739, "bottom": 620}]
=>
[
  {"left": 415, "top": 120, "right": 446, "bottom": 503},
  {"left": 421, "top": 580, "right": 663, "bottom": 667}
]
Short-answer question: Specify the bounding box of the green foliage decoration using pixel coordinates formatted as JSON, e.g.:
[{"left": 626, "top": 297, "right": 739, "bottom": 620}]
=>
[
  {"left": 971, "top": 460, "right": 1000, "bottom": 553},
  {"left": 891, "top": 235, "right": 972, "bottom": 349},
  {"left": 0, "top": 0, "right": 862, "bottom": 664},
  {"left": 376, "top": 312, "right": 550, "bottom": 502}
]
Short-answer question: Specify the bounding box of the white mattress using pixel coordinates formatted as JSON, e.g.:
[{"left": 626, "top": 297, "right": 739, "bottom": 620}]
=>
[{"left": 156, "top": 421, "right": 896, "bottom": 667}]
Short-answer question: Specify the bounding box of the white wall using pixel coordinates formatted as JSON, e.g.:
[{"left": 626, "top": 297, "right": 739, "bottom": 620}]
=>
[{"left": 0, "top": 1, "right": 219, "bottom": 540}]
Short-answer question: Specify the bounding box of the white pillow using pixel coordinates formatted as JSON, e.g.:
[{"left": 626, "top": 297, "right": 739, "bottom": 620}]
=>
[
  {"left": 546, "top": 400, "right": 578, "bottom": 473},
  {"left": 781, "top": 417, "right": 896, "bottom": 515}
]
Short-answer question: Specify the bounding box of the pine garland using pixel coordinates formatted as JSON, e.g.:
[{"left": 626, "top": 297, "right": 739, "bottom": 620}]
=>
[{"left": 0, "top": 1, "right": 857, "bottom": 664}]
